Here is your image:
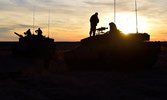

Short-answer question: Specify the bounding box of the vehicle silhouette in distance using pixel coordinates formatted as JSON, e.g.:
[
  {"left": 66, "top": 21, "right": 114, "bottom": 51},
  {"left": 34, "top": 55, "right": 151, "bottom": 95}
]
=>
[{"left": 14, "top": 28, "right": 55, "bottom": 69}]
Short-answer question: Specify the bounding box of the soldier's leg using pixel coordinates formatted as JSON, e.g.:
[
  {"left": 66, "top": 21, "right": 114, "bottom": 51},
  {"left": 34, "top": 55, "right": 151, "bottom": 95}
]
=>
[
  {"left": 89, "top": 28, "right": 93, "bottom": 37},
  {"left": 93, "top": 26, "right": 96, "bottom": 36},
  {"left": 89, "top": 25, "right": 94, "bottom": 37}
]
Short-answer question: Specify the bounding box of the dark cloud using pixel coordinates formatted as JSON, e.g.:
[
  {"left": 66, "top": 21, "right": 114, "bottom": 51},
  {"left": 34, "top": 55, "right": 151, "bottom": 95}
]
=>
[
  {"left": 84, "top": 0, "right": 167, "bottom": 16},
  {"left": 16, "top": 24, "right": 43, "bottom": 30},
  {"left": 84, "top": 0, "right": 137, "bottom": 13},
  {"left": 0, "top": 24, "right": 41, "bottom": 33},
  {"left": 17, "top": 24, "right": 34, "bottom": 28},
  {"left": 84, "top": 1, "right": 113, "bottom": 6},
  {"left": 0, "top": 27, "right": 13, "bottom": 33},
  {"left": 10, "top": 0, "right": 28, "bottom": 4}
]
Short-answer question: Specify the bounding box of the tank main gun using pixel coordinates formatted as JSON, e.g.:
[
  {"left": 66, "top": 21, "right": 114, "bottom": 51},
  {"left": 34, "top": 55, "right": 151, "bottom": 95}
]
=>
[{"left": 14, "top": 32, "right": 23, "bottom": 38}]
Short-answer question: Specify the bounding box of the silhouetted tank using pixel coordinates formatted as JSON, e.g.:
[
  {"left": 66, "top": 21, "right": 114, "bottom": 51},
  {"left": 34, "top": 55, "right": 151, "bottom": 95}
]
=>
[
  {"left": 14, "top": 31, "right": 55, "bottom": 59},
  {"left": 64, "top": 23, "right": 161, "bottom": 71}
]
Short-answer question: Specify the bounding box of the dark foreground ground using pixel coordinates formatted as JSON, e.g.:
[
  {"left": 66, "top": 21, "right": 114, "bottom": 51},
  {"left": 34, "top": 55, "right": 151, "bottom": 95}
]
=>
[{"left": 0, "top": 42, "right": 167, "bottom": 100}]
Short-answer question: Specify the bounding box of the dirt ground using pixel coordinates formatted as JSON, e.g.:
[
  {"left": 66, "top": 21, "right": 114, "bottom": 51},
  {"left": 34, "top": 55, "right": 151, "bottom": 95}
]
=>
[{"left": 0, "top": 42, "right": 167, "bottom": 100}]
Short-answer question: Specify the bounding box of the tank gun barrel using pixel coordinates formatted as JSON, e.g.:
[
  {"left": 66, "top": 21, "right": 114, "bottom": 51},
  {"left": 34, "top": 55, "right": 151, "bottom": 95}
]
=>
[{"left": 14, "top": 32, "right": 23, "bottom": 38}]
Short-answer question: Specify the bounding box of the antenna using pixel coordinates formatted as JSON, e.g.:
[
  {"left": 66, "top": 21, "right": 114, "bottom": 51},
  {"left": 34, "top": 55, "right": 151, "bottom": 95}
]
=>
[
  {"left": 48, "top": 9, "right": 50, "bottom": 38},
  {"left": 114, "top": 0, "right": 116, "bottom": 23},
  {"left": 135, "top": 0, "right": 138, "bottom": 34},
  {"left": 33, "top": 6, "right": 35, "bottom": 34}
]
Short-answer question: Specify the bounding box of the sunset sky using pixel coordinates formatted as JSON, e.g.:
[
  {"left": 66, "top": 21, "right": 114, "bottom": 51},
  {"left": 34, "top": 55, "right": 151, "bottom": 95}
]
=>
[{"left": 0, "top": 0, "right": 167, "bottom": 41}]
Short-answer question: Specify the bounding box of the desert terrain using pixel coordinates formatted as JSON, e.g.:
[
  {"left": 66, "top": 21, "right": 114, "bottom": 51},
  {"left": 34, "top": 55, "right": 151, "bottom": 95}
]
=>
[{"left": 0, "top": 42, "right": 166, "bottom": 100}]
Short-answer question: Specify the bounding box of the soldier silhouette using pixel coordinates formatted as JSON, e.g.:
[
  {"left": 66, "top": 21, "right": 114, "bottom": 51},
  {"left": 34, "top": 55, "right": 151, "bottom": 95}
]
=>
[
  {"left": 108, "top": 22, "right": 122, "bottom": 40},
  {"left": 24, "top": 29, "right": 32, "bottom": 37},
  {"left": 109, "top": 22, "right": 118, "bottom": 34},
  {"left": 89, "top": 12, "right": 99, "bottom": 37},
  {"left": 35, "top": 28, "right": 42, "bottom": 36}
]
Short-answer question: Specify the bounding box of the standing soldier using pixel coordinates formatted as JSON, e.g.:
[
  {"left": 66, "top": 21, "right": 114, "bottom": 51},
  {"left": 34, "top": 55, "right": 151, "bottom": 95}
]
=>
[{"left": 89, "top": 12, "right": 99, "bottom": 37}]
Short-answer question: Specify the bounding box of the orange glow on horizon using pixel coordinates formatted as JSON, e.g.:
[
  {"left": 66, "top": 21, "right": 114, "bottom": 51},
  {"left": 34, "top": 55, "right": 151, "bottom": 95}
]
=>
[{"left": 1, "top": 11, "right": 167, "bottom": 42}]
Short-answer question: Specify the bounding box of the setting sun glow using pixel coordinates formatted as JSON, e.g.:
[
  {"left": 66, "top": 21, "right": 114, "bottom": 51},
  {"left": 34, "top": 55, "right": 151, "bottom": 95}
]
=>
[{"left": 101, "top": 13, "right": 148, "bottom": 34}]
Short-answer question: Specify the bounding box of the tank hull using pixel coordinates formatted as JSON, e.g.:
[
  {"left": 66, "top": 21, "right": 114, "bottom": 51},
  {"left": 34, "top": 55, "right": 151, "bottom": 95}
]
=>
[
  {"left": 65, "top": 34, "right": 161, "bottom": 71},
  {"left": 14, "top": 37, "right": 55, "bottom": 59}
]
